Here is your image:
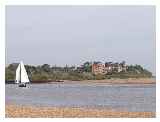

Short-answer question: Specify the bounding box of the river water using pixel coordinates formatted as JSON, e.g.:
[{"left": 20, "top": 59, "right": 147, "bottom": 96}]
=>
[{"left": 5, "top": 83, "right": 156, "bottom": 112}]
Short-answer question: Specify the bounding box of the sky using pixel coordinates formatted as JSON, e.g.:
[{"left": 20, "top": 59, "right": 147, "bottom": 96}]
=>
[{"left": 6, "top": 6, "right": 155, "bottom": 74}]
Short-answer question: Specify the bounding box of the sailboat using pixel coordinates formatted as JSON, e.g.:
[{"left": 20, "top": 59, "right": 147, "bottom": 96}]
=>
[{"left": 15, "top": 61, "right": 30, "bottom": 87}]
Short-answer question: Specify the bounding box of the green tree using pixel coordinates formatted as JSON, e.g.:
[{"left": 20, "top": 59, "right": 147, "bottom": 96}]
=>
[
  {"left": 83, "top": 61, "right": 92, "bottom": 72},
  {"left": 41, "top": 64, "right": 50, "bottom": 72}
]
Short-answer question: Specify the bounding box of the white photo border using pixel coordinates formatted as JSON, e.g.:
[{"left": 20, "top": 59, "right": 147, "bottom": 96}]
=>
[{"left": 0, "top": 0, "right": 159, "bottom": 121}]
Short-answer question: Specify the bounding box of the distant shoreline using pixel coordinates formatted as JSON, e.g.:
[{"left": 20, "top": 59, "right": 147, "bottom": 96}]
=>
[
  {"left": 71, "top": 78, "right": 156, "bottom": 84},
  {"left": 6, "top": 78, "right": 155, "bottom": 85}
]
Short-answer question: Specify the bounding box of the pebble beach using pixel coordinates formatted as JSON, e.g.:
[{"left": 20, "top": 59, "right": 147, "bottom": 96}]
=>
[{"left": 6, "top": 104, "right": 155, "bottom": 118}]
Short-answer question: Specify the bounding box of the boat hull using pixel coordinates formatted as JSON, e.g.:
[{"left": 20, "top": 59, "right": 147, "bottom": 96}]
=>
[{"left": 19, "top": 83, "right": 26, "bottom": 87}]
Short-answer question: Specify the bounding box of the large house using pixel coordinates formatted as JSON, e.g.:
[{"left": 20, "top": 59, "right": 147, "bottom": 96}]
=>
[
  {"left": 92, "top": 62, "right": 106, "bottom": 75},
  {"left": 92, "top": 61, "right": 127, "bottom": 75}
]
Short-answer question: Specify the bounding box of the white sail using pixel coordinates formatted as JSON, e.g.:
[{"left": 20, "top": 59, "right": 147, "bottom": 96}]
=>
[
  {"left": 20, "top": 61, "right": 30, "bottom": 83},
  {"left": 15, "top": 64, "right": 21, "bottom": 83},
  {"left": 15, "top": 61, "right": 30, "bottom": 84}
]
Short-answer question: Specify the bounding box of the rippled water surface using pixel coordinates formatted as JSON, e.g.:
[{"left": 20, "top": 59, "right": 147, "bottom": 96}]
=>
[{"left": 6, "top": 83, "right": 156, "bottom": 112}]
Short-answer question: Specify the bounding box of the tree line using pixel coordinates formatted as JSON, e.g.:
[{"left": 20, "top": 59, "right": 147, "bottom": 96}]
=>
[{"left": 5, "top": 62, "right": 153, "bottom": 81}]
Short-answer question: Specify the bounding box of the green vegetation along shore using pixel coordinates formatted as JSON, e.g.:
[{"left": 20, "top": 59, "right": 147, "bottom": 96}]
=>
[{"left": 5, "top": 62, "right": 153, "bottom": 81}]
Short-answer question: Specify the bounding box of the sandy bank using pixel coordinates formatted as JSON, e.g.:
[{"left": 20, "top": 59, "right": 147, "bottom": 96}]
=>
[
  {"left": 60, "top": 78, "right": 156, "bottom": 85},
  {"left": 6, "top": 104, "right": 155, "bottom": 118}
]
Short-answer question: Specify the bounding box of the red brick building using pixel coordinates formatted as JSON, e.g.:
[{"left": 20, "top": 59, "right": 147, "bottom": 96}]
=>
[
  {"left": 92, "top": 62, "right": 106, "bottom": 75},
  {"left": 92, "top": 61, "right": 127, "bottom": 75}
]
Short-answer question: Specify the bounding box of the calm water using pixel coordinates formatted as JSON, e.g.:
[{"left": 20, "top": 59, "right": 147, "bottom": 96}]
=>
[{"left": 5, "top": 83, "right": 156, "bottom": 112}]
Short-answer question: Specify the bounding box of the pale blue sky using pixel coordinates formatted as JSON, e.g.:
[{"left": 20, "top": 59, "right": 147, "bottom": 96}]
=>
[{"left": 6, "top": 6, "right": 155, "bottom": 74}]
